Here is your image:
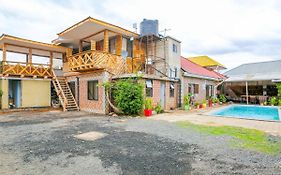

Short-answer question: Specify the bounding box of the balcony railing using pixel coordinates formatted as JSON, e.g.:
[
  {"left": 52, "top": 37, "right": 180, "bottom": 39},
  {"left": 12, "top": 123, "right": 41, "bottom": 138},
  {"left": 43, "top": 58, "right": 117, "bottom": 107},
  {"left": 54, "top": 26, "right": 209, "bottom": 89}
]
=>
[
  {"left": 68, "top": 50, "right": 145, "bottom": 75},
  {"left": 0, "top": 61, "right": 53, "bottom": 77}
]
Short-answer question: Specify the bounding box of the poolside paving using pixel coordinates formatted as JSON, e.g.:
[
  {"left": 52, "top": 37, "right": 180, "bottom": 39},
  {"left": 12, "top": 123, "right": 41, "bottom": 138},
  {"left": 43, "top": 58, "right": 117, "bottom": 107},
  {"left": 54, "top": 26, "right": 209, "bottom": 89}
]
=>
[{"left": 150, "top": 106, "right": 281, "bottom": 136}]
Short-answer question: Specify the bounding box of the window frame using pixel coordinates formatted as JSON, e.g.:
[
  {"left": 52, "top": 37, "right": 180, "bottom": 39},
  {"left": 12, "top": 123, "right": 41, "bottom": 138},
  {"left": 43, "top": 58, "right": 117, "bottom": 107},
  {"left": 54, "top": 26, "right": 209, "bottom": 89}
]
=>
[
  {"left": 88, "top": 80, "right": 99, "bottom": 101},
  {"left": 146, "top": 79, "right": 153, "bottom": 97},
  {"left": 172, "top": 44, "right": 177, "bottom": 53},
  {"left": 170, "top": 82, "right": 175, "bottom": 97}
]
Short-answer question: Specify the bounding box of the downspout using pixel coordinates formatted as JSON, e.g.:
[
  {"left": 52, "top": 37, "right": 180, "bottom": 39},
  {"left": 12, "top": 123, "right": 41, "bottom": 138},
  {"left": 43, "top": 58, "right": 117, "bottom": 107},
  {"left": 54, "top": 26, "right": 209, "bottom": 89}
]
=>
[{"left": 76, "top": 77, "right": 80, "bottom": 107}]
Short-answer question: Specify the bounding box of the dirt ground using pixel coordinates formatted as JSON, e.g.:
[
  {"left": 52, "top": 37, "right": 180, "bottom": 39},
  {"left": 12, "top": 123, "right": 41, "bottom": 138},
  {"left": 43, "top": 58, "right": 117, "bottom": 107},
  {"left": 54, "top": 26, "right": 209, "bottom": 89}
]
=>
[{"left": 1, "top": 111, "right": 281, "bottom": 175}]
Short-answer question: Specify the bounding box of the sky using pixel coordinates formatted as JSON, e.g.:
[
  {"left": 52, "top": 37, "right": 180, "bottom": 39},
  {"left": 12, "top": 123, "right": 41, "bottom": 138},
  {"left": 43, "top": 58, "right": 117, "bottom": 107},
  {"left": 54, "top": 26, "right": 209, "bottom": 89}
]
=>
[{"left": 1, "top": 0, "right": 281, "bottom": 70}]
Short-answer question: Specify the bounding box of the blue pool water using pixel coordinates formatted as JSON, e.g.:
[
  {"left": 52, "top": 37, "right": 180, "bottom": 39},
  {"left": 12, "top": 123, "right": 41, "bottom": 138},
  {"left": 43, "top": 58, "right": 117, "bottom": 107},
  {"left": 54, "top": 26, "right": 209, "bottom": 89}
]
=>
[{"left": 210, "top": 105, "right": 280, "bottom": 121}]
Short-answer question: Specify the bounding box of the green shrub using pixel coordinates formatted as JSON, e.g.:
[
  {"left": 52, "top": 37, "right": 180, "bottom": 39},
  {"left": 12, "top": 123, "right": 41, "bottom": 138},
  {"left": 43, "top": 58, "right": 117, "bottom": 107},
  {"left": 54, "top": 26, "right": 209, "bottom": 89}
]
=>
[
  {"left": 269, "top": 97, "right": 277, "bottom": 106},
  {"left": 112, "top": 79, "right": 144, "bottom": 115},
  {"left": 144, "top": 98, "right": 153, "bottom": 110},
  {"left": 219, "top": 94, "right": 227, "bottom": 103},
  {"left": 277, "top": 83, "right": 281, "bottom": 106},
  {"left": 155, "top": 103, "right": 162, "bottom": 114},
  {"left": 183, "top": 94, "right": 190, "bottom": 106}
]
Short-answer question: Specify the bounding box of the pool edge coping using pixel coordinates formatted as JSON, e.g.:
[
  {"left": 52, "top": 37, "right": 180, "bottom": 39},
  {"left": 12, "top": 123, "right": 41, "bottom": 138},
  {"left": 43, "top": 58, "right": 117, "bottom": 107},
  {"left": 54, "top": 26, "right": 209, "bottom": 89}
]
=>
[{"left": 204, "top": 104, "right": 281, "bottom": 123}]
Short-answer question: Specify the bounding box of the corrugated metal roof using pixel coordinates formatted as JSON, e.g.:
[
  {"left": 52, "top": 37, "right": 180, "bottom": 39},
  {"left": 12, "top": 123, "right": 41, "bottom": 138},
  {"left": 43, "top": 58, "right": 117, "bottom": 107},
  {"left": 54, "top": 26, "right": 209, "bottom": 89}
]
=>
[
  {"left": 181, "top": 57, "right": 224, "bottom": 80},
  {"left": 225, "top": 60, "right": 281, "bottom": 82},
  {"left": 188, "top": 56, "right": 226, "bottom": 69}
]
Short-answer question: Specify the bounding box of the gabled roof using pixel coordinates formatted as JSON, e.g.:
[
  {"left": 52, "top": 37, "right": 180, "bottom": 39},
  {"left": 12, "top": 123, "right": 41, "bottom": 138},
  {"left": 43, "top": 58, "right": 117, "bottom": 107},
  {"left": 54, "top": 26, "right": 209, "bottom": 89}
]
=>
[
  {"left": 57, "top": 16, "right": 139, "bottom": 37},
  {"left": 181, "top": 56, "right": 224, "bottom": 80},
  {"left": 225, "top": 60, "right": 281, "bottom": 82},
  {"left": 0, "top": 34, "right": 68, "bottom": 53},
  {"left": 188, "top": 55, "right": 226, "bottom": 69}
]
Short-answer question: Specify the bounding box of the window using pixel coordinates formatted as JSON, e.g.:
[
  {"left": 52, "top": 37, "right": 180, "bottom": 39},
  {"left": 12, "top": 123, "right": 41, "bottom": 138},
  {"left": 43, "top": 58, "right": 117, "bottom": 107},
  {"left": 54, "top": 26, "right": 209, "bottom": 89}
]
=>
[
  {"left": 109, "top": 37, "right": 116, "bottom": 54},
  {"left": 88, "top": 80, "right": 99, "bottom": 100},
  {"left": 172, "top": 44, "right": 177, "bottom": 53},
  {"left": 170, "top": 82, "right": 175, "bottom": 97},
  {"left": 121, "top": 37, "right": 133, "bottom": 58},
  {"left": 206, "top": 85, "right": 214, "bottom": 99},
  {"left": 146, "top": 80, "right": 153, "bottom": 97},
  {"left": 188, "top": 83, "right": 199, "bottom": 94}
]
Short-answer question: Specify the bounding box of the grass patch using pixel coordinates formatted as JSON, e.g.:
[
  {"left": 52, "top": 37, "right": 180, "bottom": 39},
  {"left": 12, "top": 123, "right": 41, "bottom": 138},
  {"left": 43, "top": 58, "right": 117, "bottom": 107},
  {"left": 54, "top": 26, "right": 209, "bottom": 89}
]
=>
[{"left": 177, "top": 121, "right": 281, "bottom": 155}]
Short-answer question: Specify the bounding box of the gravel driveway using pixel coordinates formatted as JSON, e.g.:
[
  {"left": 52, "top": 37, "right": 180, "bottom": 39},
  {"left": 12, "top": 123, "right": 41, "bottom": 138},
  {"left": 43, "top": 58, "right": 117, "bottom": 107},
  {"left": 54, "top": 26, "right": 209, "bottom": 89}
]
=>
[{"left": 0, "top": 111, "right": 281, "bottom": 175}]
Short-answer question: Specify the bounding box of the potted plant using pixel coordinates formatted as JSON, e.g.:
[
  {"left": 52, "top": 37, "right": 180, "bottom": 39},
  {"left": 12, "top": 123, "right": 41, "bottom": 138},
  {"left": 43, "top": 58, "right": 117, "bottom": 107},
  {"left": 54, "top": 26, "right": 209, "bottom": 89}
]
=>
[
  {"left": 202, "top": 100, "right": 207, "bottom": 108},
  {"left": 144, "top": 98, "right": 153, "bottom": 117},
  {"left": 154, "top": 102, "right": 162, "bottom": 114},
  {"left": 184, "top": 94, "right": 191, "bottom": 111},
  {"left": 194, "top": 102, "right": 199, "bottom": 109}
]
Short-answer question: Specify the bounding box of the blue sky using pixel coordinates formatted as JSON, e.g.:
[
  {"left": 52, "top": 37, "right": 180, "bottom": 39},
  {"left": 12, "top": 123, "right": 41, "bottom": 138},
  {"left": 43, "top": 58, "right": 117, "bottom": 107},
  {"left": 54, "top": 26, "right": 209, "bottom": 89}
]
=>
[{"left": 1, "top": 0, "right": 281, "bottom": 69}]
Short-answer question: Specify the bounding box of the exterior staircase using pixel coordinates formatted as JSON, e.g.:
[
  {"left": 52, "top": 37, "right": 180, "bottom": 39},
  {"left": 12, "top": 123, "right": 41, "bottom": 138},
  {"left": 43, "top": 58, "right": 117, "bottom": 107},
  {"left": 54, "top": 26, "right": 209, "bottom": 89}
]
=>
[{"left": 52, "top": 71, "right": 79, "bottom": 111}]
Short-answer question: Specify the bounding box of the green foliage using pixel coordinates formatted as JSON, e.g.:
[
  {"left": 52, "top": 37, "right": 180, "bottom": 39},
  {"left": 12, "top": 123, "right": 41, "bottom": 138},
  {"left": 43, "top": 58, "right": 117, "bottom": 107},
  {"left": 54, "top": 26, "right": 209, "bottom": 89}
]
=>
[
  {"left": 277, "top": 83, "right": 281, "bottom": 106},
  {"left": 183, "top": 94, "right": 191, "bottom": 106},
  {"left": 155, "top": 103, "right": 162, "bottom": 114},
  {"left": 277, "top": 83, "right": 281, "bottom": 98},
  {"left": 219, "top": 94, "right": 227, "bottom": 103},
  {"left": 0, "top": 90, "right": 3, "bottom": 97},
  {"left": 177, "top": 121, "right": 281, "bottom": 155},
  {"left": 109, "top": 79, "right": 144, "bottom": 115},
  {"left": 202, "top": 99, "right": 207, "bottom": 104},
  {"left": 211, "top": 97, "right": 219, "bottom": 103},
  {"left": 144, "top": 98, "right": 153, "bottom": 110},
  {"left": 269, "top": 97, "right": 277, "bottom": 106}
]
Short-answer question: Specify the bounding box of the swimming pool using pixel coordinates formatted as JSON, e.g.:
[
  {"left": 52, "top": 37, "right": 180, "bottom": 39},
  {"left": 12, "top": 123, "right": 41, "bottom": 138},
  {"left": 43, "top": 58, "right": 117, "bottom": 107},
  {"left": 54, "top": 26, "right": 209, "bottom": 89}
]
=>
[{"left": 209, "top": 105, "right": 280, "bottom": 121}]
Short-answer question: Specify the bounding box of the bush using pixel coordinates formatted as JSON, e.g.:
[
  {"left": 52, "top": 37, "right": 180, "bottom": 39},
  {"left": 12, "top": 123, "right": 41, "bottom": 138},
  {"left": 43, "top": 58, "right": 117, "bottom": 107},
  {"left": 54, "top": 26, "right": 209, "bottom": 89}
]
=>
[
  {"left": 155, "top": 103, "right": 162, "bottom": 114},
  {"left": 183, "top": 94, "right": 191, "bottom": 106},
  {"left": 112, "top": 79, "right": 144, "bottom": 115},
  {"left": 219, "top": 94, "right": 227, "bottom": 103},
  {"left": 144, "top": 98, "right": 153, "bottom": 110},
  {"left": 269, "top": 97, "right": 277, "bottom": 106}
]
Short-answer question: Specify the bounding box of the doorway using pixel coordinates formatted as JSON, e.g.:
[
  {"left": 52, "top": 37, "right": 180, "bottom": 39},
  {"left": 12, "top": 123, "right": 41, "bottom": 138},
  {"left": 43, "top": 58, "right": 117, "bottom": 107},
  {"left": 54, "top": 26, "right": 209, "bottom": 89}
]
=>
[
  {"left": 68, "top": 81, "right": 76, "bottom": 98},
  {"left": 160, "top": 81, "right": 166, "bottom": 109},
  {"left": 8, "top": 80, "right": 22, "bottom": 108}
]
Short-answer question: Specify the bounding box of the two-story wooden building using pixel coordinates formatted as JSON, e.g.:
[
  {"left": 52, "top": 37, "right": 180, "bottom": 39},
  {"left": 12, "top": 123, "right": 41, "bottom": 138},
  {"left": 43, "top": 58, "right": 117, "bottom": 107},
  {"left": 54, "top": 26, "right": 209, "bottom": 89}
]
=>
[{"left": 0, "top": 17, "right": 180, "bottom": 113}]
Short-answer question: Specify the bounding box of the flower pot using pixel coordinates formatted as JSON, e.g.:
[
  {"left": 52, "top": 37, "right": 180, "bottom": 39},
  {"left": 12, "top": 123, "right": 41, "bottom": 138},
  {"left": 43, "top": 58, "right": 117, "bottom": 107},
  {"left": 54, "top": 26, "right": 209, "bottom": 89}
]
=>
[
  {"left": 184, "top": 105, "right": 190, "bottom": 111},
  {"left": 202, "top": 103, "right": 207, "bottom": 108},
  {"left": 208, "top": 100, "right": 213, "bottom": 107},
  {"left": 144, "top": 109, "right": 153, "bottom": 117}
]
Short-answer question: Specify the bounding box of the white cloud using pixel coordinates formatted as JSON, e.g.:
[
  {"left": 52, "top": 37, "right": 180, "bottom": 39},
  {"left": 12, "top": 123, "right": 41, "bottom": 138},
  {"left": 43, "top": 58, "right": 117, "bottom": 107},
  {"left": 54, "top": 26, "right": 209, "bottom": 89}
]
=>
[{"left": 0, "top": 0, "right": 281, "bottom": 69}]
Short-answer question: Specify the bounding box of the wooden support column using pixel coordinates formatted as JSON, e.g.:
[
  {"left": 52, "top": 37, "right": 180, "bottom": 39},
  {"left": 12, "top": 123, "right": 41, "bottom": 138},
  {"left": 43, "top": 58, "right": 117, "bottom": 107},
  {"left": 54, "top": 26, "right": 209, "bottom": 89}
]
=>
[
  {"left": 103, "top": 30, "right": 109, "bottom": 53},
  {"left": 66, "top": 48, "right": 73, "bottom": 57},
  {"left": 50, "top": 51, "right": 53, "bottom": 67},
  {"left": 27, "top": 48, "right": 32, "bottom": 64},
  {"left": 79, "top": 40, "right": 83, "bottom": 53},
  {"left": 116, "top": 34, "right": 122, "bottom": 56},
  {"left": 2, "top": 44, "right": 6, "bottom": 62},
  {"left": 91, "top": 40, "right": 96, "bottom": 50}
]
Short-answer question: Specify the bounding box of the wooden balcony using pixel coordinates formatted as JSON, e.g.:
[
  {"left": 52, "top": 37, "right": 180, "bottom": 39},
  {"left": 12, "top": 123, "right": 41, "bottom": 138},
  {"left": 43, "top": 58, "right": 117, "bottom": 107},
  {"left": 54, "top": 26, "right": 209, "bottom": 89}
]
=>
[
  {"left": 0, "top": 61, "right": 53, "bottom": 78},
  {"left": 68, "top": 50, "right": 128, "bottom": 75}
]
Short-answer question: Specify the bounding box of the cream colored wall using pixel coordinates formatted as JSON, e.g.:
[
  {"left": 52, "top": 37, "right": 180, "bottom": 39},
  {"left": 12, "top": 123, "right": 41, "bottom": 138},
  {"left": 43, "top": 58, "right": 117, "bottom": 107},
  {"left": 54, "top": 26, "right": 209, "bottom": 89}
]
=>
[
  {"left": 0, "top": 79, "right": 9, "bottom": 109},
  {"left": 21, "top": 80, "right": 51, "bottom": 107}
]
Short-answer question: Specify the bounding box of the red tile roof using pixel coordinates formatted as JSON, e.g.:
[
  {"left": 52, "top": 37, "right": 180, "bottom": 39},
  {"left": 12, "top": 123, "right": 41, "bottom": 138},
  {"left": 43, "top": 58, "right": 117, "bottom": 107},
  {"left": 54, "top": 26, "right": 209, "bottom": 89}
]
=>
[{"left": 181, "top": 56, "right": 224, "bottom": 79}]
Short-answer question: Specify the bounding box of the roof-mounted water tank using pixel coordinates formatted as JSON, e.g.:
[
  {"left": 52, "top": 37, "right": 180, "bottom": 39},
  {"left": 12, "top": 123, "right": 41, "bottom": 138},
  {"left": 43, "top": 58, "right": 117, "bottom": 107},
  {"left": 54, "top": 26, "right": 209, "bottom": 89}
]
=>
[{"left": 140, "top": 19, "right": 159, "bottom": 36}]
